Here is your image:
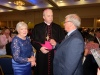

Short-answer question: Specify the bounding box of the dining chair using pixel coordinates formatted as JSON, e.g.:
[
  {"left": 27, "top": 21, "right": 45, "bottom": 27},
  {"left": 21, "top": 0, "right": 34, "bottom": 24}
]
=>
[
  {"left": 0, "top": 66, "right": 4, "bottom": 75},
  {"left": 0, "top": 55, "right": 14, "bottom": 75}
]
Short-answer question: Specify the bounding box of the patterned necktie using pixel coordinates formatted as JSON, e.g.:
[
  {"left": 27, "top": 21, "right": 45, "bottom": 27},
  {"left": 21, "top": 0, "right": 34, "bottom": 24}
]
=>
[{"left": 65, "top": 35, "right": 68, "bottom": 39}]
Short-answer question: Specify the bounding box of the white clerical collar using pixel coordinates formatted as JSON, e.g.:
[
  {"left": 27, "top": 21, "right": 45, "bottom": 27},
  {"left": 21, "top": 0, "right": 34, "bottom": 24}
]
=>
[{"left": 44, "top": 21, "right": 51, "bottom": 26}]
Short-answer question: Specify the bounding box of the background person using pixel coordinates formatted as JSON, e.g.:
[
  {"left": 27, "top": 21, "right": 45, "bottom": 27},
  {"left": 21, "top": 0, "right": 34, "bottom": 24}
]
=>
[
  {"left": 6, "top": 31, "right": 18, "bottom": 55},
  {"left": 94, "top": 29, "right": 100, "bottom": 46},
  {"left": 0, "top": 28, "right": 12, "bottom": 55},
  {"left": 83, "top": 34, "right": 99, "bottom": 75},
  {"left": 11, "top": 22, "right": 36, "bottom": 75},
  {"left": 31, "top": 8, "right": 65, "bottom": 75}
]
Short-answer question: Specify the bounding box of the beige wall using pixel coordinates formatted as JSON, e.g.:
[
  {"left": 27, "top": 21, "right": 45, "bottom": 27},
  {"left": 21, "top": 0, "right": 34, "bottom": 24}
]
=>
[{"left": 0, "top": 5, "right": 100, "bottom": 28}]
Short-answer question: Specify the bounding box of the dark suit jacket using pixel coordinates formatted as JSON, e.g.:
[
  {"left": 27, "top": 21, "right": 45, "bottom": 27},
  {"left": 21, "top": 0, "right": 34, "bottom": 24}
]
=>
[
  {"left": 94, "top": 37, "right": 100, "bottom": 47},
  {"left": 53, "top": 30, "right": 84, "bottom": 75},
  {"left": 94, "top": 37, "right": 99, "bottom": 44}
]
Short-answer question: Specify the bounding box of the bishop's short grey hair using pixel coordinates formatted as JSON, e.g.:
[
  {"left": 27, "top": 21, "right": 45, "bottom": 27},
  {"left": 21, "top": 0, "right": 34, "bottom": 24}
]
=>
[
  {"left": 65, "top": 14, "right": 81, "bottom": 28},
  {"left": 16, "top": 21, "right": 28, "bottom": 30}
]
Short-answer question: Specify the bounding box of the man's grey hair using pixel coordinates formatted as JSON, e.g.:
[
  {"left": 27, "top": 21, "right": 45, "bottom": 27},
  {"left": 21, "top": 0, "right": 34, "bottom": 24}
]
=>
[{"left": 65, "top": 14, "right": 81, "bottom": 28}]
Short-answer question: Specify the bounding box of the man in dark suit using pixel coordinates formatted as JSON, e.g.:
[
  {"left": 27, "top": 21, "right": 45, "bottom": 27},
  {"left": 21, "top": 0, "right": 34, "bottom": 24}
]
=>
[
  {"left": 50, "top": 14, "right": 84, "bottom": 75},
  {"left": 31, "top": 9, "right": 65, "bottom": 75},
  {"left": 94, "top": 29, "right": 100, "bottom": 45}
]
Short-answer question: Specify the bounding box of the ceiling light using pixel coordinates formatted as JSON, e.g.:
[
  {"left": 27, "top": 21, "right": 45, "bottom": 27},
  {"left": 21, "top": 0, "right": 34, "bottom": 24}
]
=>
[
  {"left": 8, "top": 2, "right": 12, "bottom": 4},
  {"left": 98, "top": 19, "right": 100, "bottom": 22},
  {"left": 59, "top": 0, "right": 63, "bottom": 3},
  {"left": 8, "top": 10, "right": 13, "bottom": 12},
  {"left": 14, "top": 0, "right": 25, "bottom": 6}
]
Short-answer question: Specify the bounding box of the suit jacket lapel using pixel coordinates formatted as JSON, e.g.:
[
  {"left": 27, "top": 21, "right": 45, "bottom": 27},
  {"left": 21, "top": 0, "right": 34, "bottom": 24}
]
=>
[{"left": 58, "top": 30, "right": 78, "bottom": 48}]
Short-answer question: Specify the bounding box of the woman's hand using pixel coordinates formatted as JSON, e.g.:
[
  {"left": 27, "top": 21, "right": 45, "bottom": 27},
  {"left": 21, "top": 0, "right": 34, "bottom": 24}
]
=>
[
  {"left": 31, "top": 61, "right": 36, "bottom": 67},
  {"left": 28, "top": 56, "right": 36, "bottom": 66}
]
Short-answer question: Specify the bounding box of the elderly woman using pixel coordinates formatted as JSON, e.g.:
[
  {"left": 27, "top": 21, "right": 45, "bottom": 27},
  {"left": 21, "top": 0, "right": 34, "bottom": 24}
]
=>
[{"left": 11, "top": 21, "right": 36, "bottom": 75}]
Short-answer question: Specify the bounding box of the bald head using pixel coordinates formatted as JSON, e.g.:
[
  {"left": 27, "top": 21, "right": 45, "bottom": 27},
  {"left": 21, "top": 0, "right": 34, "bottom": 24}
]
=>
[
  {"left": 43, "top": 9, "right": 53, "bottom": 24},
  {"left": 43, "top": 9, "right": 53, "bottom": 16}
]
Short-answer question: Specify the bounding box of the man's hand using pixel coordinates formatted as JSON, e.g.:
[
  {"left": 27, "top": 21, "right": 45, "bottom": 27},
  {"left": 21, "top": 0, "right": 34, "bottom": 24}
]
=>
[
  {"left": 49, "top": 39, "right": 57, "bottom": 46},
  {"left": 40, "top": 47, "right": 49, "bottom": 54}
]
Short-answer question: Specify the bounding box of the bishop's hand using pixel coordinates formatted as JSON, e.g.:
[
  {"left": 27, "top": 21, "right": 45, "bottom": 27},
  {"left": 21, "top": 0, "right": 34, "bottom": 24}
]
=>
[{"left": 40, "top": 46, "right": 49, "bottom": 54}]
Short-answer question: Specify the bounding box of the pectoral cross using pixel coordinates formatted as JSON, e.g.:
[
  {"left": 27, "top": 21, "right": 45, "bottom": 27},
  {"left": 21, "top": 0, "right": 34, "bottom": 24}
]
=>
[{"left": 46, "top": 35, "right": 49, "bottom": 41}]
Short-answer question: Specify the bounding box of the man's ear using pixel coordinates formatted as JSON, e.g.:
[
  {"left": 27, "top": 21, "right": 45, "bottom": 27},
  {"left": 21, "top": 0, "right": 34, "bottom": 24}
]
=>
[
  {"left": 43, "top": 16, "right": 45, "bottom": 19},
  {"left": 69, "top": 22, "right": 73, "bottom": 27}
]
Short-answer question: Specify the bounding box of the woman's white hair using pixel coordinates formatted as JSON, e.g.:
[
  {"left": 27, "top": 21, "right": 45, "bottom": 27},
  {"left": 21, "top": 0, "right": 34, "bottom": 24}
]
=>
[
  {"left": 16, "top": 21, "right": 28, "bottom": 31},
  {"left": 65, "top": 14, "right": 81, "bottom": 28}
]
